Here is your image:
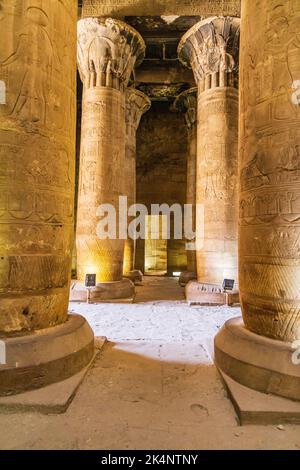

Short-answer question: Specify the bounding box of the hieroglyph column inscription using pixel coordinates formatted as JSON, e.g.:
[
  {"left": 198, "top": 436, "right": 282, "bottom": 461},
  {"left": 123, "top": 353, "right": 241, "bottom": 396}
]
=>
[
  {"left": 239, "top": 0, "right": 300, "bottom": 341},
  {"left": 76, "top": 18, "right": 145, "bottom": 282},
  {"left": 178, "top": 17, "right": 240, "bottom": 285},
  {"left": 0, "top": 0, "right": 77, "bottom": 333}
]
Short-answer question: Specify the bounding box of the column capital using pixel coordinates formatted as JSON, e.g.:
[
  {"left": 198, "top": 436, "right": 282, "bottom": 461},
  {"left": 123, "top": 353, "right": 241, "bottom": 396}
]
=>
[
  {"left": 178, "top": 16, "right": 240, "bottom": 88},
  {"left": 125, "top": 88, "right": 151, "bottom": 131},
  {"left": 173, "top": 87, "right": 197, "bottom": 129},
  {"left": 77, "top": 17, "right": 145, "bottom": 90}
]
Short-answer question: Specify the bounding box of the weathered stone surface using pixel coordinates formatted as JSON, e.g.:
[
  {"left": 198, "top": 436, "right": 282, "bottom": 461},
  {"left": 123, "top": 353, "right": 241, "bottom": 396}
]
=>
[
  {"left": 0, "top": 314, "right": 94, "bottom": 397},
  {"left": 178, "top": 16, "right": 240, "bottom": 89},
  {"left": 220, "top": 371, "right": 300, "bottom": 426},
  {"left": 136, "top": 102, "right": 188, "bottom": 274},
  {"left": 173, "top": 88, "right": 197, "bottom": 275},
  {"left": 77, "top": 17, "right": 145, "bottom": 91},
  {"left": 239, "top": 0, "right": 300, "bottom": 342},
  {"left": 0, "top": 0, "right": 77, "bottom": 333},
  {"left": 215, "top": 317, "right": 300, "bottom": 402},
  {"left": 178, "top": 17, "right": 240, "bottom": 287},
  {"left": 76, "top": 87, "right": 127, "bottom": 282},
  {"left": 196, "top": 87, "right": 239, "bottom": 284},
  {"left": 186, "top": 281, "right": 239, "bottom": 306},
  {"left": 76, "top": 19, "right": 145, "bottom": 284},
  {"left": 81, "top": 0, "right": 241, "bottom": 18},
  {"left": 179, "top": 271, "right": 197, "bottom": 287},
  {"left": 123, "top": 88, "right": 151, "bottom": 276},
  {"left": 70, "top": 279, "right": 135, "bottom": 302}
]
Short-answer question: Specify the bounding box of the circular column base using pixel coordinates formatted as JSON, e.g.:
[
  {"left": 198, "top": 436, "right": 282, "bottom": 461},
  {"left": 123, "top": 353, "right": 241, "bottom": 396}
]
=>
[
  {"left": 214, "top": 317, "right": 300, "bottom": 402},
  {"left": 70, "top": 279, "right": 135, "bottom": 302},
  {"left": 0, "top": 314, "right": 94, "bottom": 396},
  {"left": 123, "top": 270, "right": 143, "bottom": 284},
  {"left": 179, "top": 271, "right": 197, "bottom": 287},
  {"left": 185, "top": 281, "right": 239, "bottom": 306}
]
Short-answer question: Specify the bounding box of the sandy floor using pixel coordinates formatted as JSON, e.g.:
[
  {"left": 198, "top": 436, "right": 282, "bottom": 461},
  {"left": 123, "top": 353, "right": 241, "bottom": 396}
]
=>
[{"left": 0, "top": 277, "right": 299, "bottom": 450}]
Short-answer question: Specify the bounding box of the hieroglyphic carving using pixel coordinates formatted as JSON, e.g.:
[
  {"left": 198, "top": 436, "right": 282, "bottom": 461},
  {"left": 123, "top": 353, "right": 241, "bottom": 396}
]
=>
[
  {"left": 0, "top": 0, "right": 77, "bottom": 333},
  {"left": 178, "top": 18, "right": 240, "bottom": 285},
  {"left": 77, "top": 17, "right": 145, "bottom": 90},
  {"left": 196, "top": 89, "right": 239, "bottom": 284},
  {"left": 123, "top": 88, "right": 151, "bottom": 274},
  {"left": 239, "top": 0, "right": 300, "bottom": 342},
  {"left": 178, "top": 16, "right": 240, "bottom": 90},
  {"left": 82, "top": 0, "right": 241, "bottom": 18},
  {"left": 76, "top": 20, "right": 145, "bottom": 283}
]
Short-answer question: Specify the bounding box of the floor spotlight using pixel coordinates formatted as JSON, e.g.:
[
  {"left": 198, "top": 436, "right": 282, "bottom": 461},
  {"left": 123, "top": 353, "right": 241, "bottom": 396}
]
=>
[
  {"left": 85, "top": 274, "right": 96, "bottom": 303},
  {"left": 222, "top": 279, "right": 235, "bottom": 292}
]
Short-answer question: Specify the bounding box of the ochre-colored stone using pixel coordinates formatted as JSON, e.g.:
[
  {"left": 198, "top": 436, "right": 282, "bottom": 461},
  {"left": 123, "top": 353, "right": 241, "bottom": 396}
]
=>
[
  {"left": 0, "top": 0, "right": 77, "bottom": 333},
  {"left": 81, "top": 0, "right": 241, "bottom": 18},
  {"left": 173, "top": 88, "right": 197, "bottom": 279},
  {"left": 239, "top": 0, "right": 300, "bottom": 342},
  {"left": 76, "top": 18, "right": 145, "bottom": 283},
  {"left": 178, "top": 17, "right": 240, "bottom": 287},
  {"left": 123, "top": 88, "right": 151, "bottom": 277}
]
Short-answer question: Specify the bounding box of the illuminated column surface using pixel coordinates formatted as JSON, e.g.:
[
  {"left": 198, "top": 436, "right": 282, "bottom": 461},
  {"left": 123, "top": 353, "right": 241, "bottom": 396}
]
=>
[
  {"left": 0, "top": 0, "right": 94, "bottom": 396},
  {"left": 215, "top": 1, "right": 300, "bottom": 403},
  {"left": 178, "top": 16, "right": 240, "bottom": 305},
  {"left": 123, "top": 88, "right": 151, "bottom": 284},
  {"left": 73, "top": 17, "right": 145, "bottom": 301},
  {"left": 173, "top": 88, "right": 198, "bottom": 286}
]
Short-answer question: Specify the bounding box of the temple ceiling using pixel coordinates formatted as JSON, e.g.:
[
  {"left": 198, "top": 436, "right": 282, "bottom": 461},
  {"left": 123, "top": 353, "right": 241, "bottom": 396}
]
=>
[{"left": 77, "top": 2, "right": 241, "bottom": 102}]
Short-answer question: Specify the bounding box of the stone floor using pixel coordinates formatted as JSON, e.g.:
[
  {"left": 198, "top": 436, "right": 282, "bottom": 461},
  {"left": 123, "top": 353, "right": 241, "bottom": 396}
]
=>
[{"left": 0, "top": 277, "right": 300, "bottom": 450}]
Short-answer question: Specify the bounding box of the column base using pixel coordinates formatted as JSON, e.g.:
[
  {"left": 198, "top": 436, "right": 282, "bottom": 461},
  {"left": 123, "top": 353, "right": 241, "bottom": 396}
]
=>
[
  {"left": 123, "top": 270, "right": 143, "bottom": 284},
  {"left": 70, "top": 279, "right": 135, "bottom": 302},
  {"left": 179, "top": 271, "right": 197, "bottom": 287},
  {"left": 185, "top": 281, "right": 240, "bottom": 306},
  {"left": 0, "top": 314, "right": 94, "bottom": 397},
  {"left": 214, "top": 317, "right": 300, "bottom": 402}
]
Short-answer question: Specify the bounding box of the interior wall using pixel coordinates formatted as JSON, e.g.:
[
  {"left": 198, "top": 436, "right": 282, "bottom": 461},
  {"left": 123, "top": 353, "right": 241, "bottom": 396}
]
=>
[{"left": 136, "top": 101, "right": 188, "bottom": 274}]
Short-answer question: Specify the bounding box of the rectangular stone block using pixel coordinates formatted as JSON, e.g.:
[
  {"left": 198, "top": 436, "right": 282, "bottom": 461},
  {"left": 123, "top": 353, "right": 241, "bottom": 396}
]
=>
[{"left": 82, "top": 0, "right": 241, "bottom": 18}]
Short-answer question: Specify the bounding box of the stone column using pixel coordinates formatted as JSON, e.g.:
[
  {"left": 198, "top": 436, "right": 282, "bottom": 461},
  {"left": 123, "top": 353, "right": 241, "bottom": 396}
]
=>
[
  {"left": 123, "top": 88, "right": 151, "bottom": 284},
  {"left": 0, "top": 0, "right": 94, "bottom": 396},
  {"left": 215, "top": 1, "right": 300, "bottom": 403},
  {"left": 178, "top": 17, "right": 240, "bottom": 305},
  {"left": 173, "top": 88, "right": 198, "bottom": 286},
  {"left": 73, "top": 18, "right": 145, "bottom": 301}
]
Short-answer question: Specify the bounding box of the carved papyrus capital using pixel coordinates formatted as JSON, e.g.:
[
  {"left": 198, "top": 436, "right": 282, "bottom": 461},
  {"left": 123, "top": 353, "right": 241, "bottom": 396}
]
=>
[
  {"left": 77, "top": 17, "right": 145, "bottom": 90},
  {"left": 125, "top": 88, "right": 151, "bottom": 133},
  {"left": 178, "top": 17, "right": 240, "bottom": 90},
  {"left": 173, "top": 87, "right": 197, "bottom": 129}
]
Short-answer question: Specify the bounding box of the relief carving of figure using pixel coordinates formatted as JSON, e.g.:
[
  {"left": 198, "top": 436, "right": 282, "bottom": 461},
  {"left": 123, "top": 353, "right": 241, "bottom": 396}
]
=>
[{"left": 1, "top": 6, "right": 53, "bottom": 124}]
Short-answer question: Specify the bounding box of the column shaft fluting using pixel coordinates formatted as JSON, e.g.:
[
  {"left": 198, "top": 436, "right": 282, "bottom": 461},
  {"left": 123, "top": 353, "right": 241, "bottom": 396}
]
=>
[
  {"left": 76, "top": 18, "right": 145, "bottom": 284},
  {"left": 0, "top": 0, "right": 77, "bottom": 333},
  {"left": 178, "top": 16, "right": 240, "bottom": 287},
  {"left": 239, "top": 0, "right": 300, "bottom": 341}
]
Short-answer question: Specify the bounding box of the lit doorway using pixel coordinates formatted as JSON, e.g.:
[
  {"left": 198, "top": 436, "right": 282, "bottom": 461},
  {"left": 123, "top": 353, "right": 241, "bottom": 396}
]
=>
[{"left": 144, "top": 215, "right": 168, "bottom": 275}]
